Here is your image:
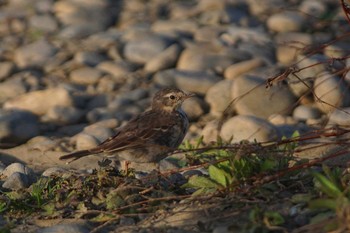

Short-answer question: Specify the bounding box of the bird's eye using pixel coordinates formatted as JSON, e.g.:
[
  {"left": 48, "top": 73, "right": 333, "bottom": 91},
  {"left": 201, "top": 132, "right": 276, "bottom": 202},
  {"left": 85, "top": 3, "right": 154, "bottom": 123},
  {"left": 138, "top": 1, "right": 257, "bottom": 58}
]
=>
[{"left": 169, "top": 95, "right": 176, "bottom": 100}]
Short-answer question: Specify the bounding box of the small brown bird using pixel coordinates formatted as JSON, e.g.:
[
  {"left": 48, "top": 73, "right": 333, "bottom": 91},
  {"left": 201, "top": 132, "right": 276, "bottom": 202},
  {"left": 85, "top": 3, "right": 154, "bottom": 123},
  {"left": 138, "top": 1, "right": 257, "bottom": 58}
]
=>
[{"left": 59, "top": 88, "right": 194, "bottom": 169}]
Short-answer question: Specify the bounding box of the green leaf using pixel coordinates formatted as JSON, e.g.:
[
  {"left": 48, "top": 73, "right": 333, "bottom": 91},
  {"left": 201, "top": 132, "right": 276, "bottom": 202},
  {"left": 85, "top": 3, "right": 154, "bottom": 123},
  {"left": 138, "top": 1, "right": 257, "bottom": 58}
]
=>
[
  {"left": 183, "top": 175, "right": 222, "bottom": 189},
  {"left": 264, "top": 211, "right": 285, "bottom": 225},
  {"left": 208, "top": 165, "right": 231, "bottom": 187},
  {"left": 308, "top": 198, "right": 338, "bottom": 210},
  {"left": 313, "top": 172, "right": 343, "bottom": 198}
]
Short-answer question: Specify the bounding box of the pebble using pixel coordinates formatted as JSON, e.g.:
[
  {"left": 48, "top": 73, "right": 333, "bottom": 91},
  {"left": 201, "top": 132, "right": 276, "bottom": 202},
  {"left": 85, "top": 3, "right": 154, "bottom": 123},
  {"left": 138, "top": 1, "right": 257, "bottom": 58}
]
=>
[
  {"left": 224, "top": 58, "right": 264, "bottom": 80},
  {"left": 205, "top": 80, "right": 234, "bottom": 117},
  {"left": 0, "top": 109, "right": 39, "bottom": 145},
  {"left": 38, "top": 223, "right": 90, "bottom": 233},
  {"left": 267, "top": 11, "right": 305, "bottom": 32},
  {"left": 144, "top": 43, "right": 182, "bottom": 73},
  {"left": 70, "top": 67, "right": 103, "bottom": 85},
  {"left": 29, "top": 14, "right": 59, "bottom": 32},
  {"left": 2, "top": 172, "right": 30, "bottom": 190},
  {"left": 43, "top": 106, "right": 84, "bottom": 125},
  {"left": 293, "top": 105, "right": 322, "bottom": 121},
  {"left": 181, "top": 97, "right": 207, "bottom": 121},
  {"left": 82, "top": 125, "right": 114, "bottom": 143},
  {"left": 275, "top": 32, "right": 313, "bottom": 64},
  {"left": 314, "top": 72, "right": 350, "bottom": 113},
  {"left": 232, "top": 75, "right": 296, "bottom": 118},
  {"left": 73, "top": 51, "right": 106, "bottom": 66},
  {"left": 14, "top": 39, "right": 57, "bottom": 68},
  {"left": 1, "top": 162, "right": 34, "bottom": 178},
  {"left": 201, "top": 120, "right": 220, "bottom": 143},
  {"left": 97, "top": 61, "right": 135, "bottom": 80},
  {"left": 220, "top": 115, "right": 280, "bottom": 142},
  {"left": 177, "top": 47, "right": 234, "bottom": 72},
  {"left": 299, "top": 0, "right": 327, "bottom": 18},
  {"left": 74, "top": 133, "right": 100, "bottom": 150},
  {"left": 4, "top": 87, "right": 75, "bottom": 115},
  {"left": 42, "top": 167, "right": 69, "bottom": 177},
  {"left": 0, "top": 78, "right": 28, "bottom": 103},
  {"left": 329, "top": 107, "right": 350, "bottom": 126},
  {"left": 154, "top": 69, "right": 221, "bottom": 94},
  {"left": 123, "top": 33, "right": 174, "bottom": 64},
  {"left": 0, "top": 61, "right": 15, "bottom": 81}
]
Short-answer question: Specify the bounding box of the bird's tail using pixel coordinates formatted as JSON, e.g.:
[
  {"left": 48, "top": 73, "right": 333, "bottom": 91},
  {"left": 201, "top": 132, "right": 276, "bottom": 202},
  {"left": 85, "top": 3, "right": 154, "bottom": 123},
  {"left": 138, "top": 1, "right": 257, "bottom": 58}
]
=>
[{"left": 59, "top": 150, "right": 92, "bottom": 163}]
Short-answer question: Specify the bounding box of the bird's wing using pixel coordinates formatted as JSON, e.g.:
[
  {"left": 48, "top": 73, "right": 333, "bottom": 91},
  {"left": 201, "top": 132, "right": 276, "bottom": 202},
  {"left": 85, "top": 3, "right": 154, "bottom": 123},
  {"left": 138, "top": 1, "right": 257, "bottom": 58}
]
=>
[{"left": 94, "top": 111, "right": 178, "bottom": 153}]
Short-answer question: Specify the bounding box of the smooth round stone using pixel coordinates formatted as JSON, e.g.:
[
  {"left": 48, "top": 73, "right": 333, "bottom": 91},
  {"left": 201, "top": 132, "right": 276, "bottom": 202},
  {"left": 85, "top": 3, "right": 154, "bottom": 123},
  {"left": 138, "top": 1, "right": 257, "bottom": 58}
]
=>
[
  {"left": 118, "top": 89, "right": 148, "bottom": 101},
  {"left": 0, "top": 78, "right": 28, "bottom": 103},
  {"left": 232, "top": 75, "right": 296, "bottom": 118},
  {"left": 177, "top": 48, "right": 234, "bottom": 72},
  {"left": 14, "top": 39, "right": 57, "bottom": 68},
  {"left": 70, "top": 67, "right": 103, "bottom": 85},
  {"left": 205, "top": 80, "right": 234, "bottom": 117},
  {"left": 267, "top": 12, "right": 305, "bottom": 32},
  {"left": 201, "top": 120, "right": 220, "bottom": 143},
  {"left": 74, "top": 133, "right": 100, "bottom": 150},
  {"left": 151, "top": 19, "right": 198, "bottom": 35},
  {"left": 275, "top": 32, "right": 312, "bottom": 64},
  {"left": 224, "top": 58, "right": 264, "bottom": 80},
  {"left": 299, "top": 0, "right": 327, "bottom": 17},
  {"left": 220, "top": 115, "right": 280, "bottom": 142},
  {"left": 97, "top": 61, "right": 135, "bottom": 80},
  {"left": 35, "top": 0, "right": 55, "bottom": 13},
  {"left": 123, "top": 33, "right": 174, "bottom": 64},
  {"left": 29, "top": 14, "right": 58, "bottom": 32},
  {"left": 4, "top": 87, "right": 74, "bottom": 115},
  {"left": 38, "top": 223, "right": 90, "bottom": 233},
  {"left": 193, "top": 26, "right": 226, "bottom": 42},
  {"left": 2, "top": 172, "right": 30, "bottom": 190},
  {"left": 74, "top": 51, "right": 106, "bottom": 66},
  {"left": 144, "top": 43, "right": 182, "bottom": 73},
  {"left": 27, "top": 136, "right": 57, "bottom": 152},
  {"left": 154, "top": 69, "right": 221, "bottom": 94},
  {"left": 288, "top": 54, "right": 327, "bottom": 97},
  {"left": 83, "top": 125, "right": 114, "bottom": 143},
  {"left": 1, "top": 163, "right": 34, "bottom": 178},
  {"left": 42, "top": 167, "right": 69, "bottom": 177},
  {"left": 44, "top": 106, "right": 84, "bottom": 125},
  {"left": 314, "top": 72, "right": 350, "bottom": 113},
  {"left": 181, "top": 97, "right": 207, "bottom": 121},
  {"left": 0, "top": 109, "right": 39, "bottom": 145},
  {"left": 247, "top": 0, "right": 286, "bottom": 16},
  {"left": 0, "top": 62, "right": 14, "bottom": 81},
  {"left": 324, "top": 42, "right": 350, "bottom": 58},
  {"left": 329, "top": 107, "right": 350, "bottom": 126},
  {"left": 293, "top": 105, "right": 322, "bottom": 121}
]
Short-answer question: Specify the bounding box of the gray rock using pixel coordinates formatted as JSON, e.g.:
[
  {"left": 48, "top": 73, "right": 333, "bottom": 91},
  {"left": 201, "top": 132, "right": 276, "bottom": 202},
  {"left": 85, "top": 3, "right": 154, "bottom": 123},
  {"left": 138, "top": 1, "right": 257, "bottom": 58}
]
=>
[
  {"left": 74, "top": 133, "right": 100, "bottom": 150},
  {"left": 35, "top": 0, "right": 55, "bottom": 13},
  {"left": 14, "top": 39, "right": 57, "bottom": 68},
  {"left": 82, "top": 125, "right": 114, "bottom": 143},
  {"left": 97, "top": 61, "right": 135, "bottom": 80},
  {"left": 220, "top": 115, "right": 280, "bottom": 142},
  {"left": 1, "top": 162, "right": 34, "bottom": 178},
  {"left": 275, "top": 32, "right": 312, "bottom": 64},
  {"left": 70, "top": 67, "right": 103, "bottom": 85},
  {"left": 0, "top": 62, "right": 15, "bottom": 81},
  {"left": 2, "top": 172, "right": 30, "bottom": 190},
  {"left": 43, "top": 106, "right": 84, "bottom": 125},
  {"left": 0, "top": 109, "right": 39, "bottom": 145},
  {"left": 232, "top": 75, "right": 296, "bottom": 118},
  {"left": 151, "top": 19, "right": 198, "bottom": 36},
  {"left": 0, "top": 78, "right": 28, "bottom": 103},
  {"left": 154, "top": 69, "right": 221, "bottom": 94},
  {"left": 314, "top": 72, "right": 350, "bottom": 113},
  {"left": 201, "top": 120, "right": 220, "bottom": 143},
  {"left": 293, "top": 105, "right": 322, "bottom": 121},
  {"left": 42, "top": 167, "right": 69, "bottom": 177},
  {"left": 29, "top": 14, "right": 59, "bottom": 32},
  {"left": 181, "top": 97, "right": 207, "bottom": 121},
  {"left": 224, "top": 58, "right": 264, "bottom": 80},
  {"left": 329, "top": 107, "right": 350, "bottom": 126},
  {"left": 144, "top": 43, "right": 182, "bottom": 73},
  {"left": 38, "top": 223, "right": 90, "bottom": 233},
  {"left": 177, "top": 47, "right": 234, "bottom": 72},
  {"left": 299, "top": 0, "right": 327, "bottom": 18},
  {"left": 288, "top": 54, "right": 327, "bottom": 96},
  {"left": 123, "top": 33, "right": 174, "bottom": 64},
  {"left": 73, "top": 51, "right": 106, "bottom": 66},
  {"left": 267, "top": 12, "right": 306, "bottom": 32},
  {"left": 205, "top": 80, "right": 234, "bottom": 117},
  {"left": 4, "top": 87, "right": 75, "bottom": 115}
]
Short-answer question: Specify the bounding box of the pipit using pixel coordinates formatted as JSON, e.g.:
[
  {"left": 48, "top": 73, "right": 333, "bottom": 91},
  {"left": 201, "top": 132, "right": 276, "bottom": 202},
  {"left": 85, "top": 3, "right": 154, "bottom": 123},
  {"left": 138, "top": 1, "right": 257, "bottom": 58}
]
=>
[{"left": 59, "top": 88, "right": 194, "bottom": 171}]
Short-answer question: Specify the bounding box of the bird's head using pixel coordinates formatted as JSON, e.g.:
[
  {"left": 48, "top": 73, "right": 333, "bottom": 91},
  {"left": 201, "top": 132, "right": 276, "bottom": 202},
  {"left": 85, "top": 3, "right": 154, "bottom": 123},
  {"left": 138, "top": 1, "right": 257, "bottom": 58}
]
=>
[{"left": 152, "top": 88, "right": 195, "bottom": 112}]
